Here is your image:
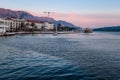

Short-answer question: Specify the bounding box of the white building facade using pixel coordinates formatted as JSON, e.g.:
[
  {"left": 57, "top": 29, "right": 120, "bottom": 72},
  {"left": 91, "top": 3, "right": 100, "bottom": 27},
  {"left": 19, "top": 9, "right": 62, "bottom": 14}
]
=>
[
  {"left": 0, "top": 18, "right": 54, "bottom": 32},
  {"left": 0, "top": 18, "right": 10, "bottom": 31},
  {"left": 25, "top": 20, "right": 54, "bottom": 30},
  {"left": 43, "top": 22, "right": 54, "bottom": 30},
  {"left": 0, "top": 25, "right": 9, "bottom": 34},
  {"left": 0, "top": 18, "right": 25, "bottom": 32}
]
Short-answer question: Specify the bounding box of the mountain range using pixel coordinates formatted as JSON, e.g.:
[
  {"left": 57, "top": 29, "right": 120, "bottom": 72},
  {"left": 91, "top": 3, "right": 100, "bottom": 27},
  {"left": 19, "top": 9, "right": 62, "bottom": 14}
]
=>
[
  {"left": 93, "top": 26, "right": 120, "bottom": 31},
  {"left": 0, "top": 8, "right": 80, "bottom": 28}
]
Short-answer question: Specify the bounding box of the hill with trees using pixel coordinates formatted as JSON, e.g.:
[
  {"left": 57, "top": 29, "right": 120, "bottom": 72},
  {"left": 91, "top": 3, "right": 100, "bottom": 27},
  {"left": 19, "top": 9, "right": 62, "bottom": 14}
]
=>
[{"left": 93, "top": 26, "right": 120, "bottom": 31}]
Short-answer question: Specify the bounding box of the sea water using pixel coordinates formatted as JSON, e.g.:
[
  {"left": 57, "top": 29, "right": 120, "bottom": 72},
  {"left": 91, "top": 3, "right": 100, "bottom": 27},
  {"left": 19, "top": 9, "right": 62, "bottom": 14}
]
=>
[{"left": 0, "top": 32, "right": 120, "bottom": 80}]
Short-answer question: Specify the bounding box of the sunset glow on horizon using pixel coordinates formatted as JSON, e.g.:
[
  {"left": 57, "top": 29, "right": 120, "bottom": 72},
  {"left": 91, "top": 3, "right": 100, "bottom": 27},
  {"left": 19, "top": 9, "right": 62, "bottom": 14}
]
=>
[
  {"left": 0, "top": 0, "right": 120, "bottom": 28},
  {"left": 28, "top": 10, "right": 120, "bottom": 28}
]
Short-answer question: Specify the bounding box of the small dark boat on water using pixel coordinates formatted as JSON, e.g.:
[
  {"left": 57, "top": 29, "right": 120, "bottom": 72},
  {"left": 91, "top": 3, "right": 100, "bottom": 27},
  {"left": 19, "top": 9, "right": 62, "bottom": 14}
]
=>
[{"left": 84, "top": 28, "right": 93, "bottom": 33}]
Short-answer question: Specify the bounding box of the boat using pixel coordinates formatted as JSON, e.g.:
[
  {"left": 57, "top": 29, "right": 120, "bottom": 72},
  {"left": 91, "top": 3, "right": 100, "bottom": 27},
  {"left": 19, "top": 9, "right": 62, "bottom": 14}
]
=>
[{"left": 84, "top": 28, "right": 93, "bottom": 33}]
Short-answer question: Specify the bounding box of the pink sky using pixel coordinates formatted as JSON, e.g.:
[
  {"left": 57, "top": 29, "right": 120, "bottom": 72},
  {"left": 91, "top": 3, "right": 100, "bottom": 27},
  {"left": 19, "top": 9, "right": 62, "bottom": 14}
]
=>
[{"left": 28, "top": 10, "right": 120, "bottom": 28}]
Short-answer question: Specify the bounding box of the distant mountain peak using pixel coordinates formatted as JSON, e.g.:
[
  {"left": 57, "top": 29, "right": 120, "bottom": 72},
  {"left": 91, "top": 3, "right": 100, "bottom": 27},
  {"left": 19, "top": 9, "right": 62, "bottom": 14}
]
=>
[
  {"left": 0, "top": 8, "right": 55, "bottom": 21},
  {"left": 0, "top": 8, "right": 81, "bottom": 28}
]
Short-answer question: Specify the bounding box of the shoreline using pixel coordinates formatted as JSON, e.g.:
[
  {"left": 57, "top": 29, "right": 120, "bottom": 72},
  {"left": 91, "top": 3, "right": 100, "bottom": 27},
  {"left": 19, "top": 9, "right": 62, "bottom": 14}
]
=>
[{"left": 0, "top": 31, "right": 81, "bottom": 37}]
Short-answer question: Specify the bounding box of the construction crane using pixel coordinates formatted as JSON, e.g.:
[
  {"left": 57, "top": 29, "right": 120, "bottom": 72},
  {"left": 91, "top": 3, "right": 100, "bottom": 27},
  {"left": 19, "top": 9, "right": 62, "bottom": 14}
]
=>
[{"left": 44, "top": 11, "right": 53, "bottom": 22}]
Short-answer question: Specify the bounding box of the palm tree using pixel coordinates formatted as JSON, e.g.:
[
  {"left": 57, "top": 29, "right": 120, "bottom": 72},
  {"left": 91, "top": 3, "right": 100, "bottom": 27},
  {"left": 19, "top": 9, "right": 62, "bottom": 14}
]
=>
[
  {"left": 31, "top": 22, "right": 35, "bottom": 32},
  {"left": 41, "top": 26, "right": 46, "bottom": 32},
  {"left": 57, "top": 23, "right": 62, "bottom": 31},
  {"left": 31, "top": 22, "right": 35, "bottom": 29},
  {"left": 20, "top": 22, "right": 25, "bottom": 31}
]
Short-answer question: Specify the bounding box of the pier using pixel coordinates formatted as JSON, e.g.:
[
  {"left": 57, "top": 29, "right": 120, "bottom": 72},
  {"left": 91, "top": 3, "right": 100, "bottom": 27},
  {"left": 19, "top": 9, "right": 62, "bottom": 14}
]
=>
[{"left": 0, "top": 32, "right": 15, "bottom": 36}]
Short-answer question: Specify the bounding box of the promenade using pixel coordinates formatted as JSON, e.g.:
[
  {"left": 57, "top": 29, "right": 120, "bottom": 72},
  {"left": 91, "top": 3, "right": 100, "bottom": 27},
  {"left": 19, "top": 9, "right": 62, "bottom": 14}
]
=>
[{"left": 0, "top": 31, "right": 81, "bottom": 37}]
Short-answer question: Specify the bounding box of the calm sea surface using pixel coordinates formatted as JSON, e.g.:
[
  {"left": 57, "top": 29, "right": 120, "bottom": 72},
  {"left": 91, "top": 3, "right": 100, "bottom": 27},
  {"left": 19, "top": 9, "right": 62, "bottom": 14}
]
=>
[{"left": 0, "top": 32, "right": 120, "bottom": 80}]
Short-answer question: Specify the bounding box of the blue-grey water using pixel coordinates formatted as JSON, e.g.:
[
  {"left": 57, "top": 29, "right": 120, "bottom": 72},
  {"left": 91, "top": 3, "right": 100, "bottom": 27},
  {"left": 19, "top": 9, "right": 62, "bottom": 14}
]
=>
[{"left": 0, "top": 32, "right": 120, "bottom": 80}]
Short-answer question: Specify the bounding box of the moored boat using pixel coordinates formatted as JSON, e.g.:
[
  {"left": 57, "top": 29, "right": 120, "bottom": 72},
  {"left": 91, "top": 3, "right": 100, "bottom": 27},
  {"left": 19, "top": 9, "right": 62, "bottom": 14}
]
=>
[{"left": 84, "top": 28, "right": 93, "bottom": 33}]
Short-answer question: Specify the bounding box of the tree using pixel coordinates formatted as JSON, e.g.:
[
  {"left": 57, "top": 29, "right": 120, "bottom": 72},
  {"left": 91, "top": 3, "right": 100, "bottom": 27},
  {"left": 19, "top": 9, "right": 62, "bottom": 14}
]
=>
[
  {"left": 31, "top": 22, "right": 35, "bottom": 29},
  {"left": 41, "top": 26, "right": 46, "bottom": 32},
  {"left": 30, "top": 22, "right": 36, "bottom": 32},
  {"left": 57, "top": 23, "right": 62, "bottom": 31},
  {"left": 20, "top": 22, "right": 25, "bottom": 31},
  {"left": 26, "top": 23, "right": 29, "bottom": 26}
]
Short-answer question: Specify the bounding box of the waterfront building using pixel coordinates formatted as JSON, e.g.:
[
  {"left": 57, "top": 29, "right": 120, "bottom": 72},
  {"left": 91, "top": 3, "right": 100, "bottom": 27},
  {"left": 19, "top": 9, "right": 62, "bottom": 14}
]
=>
[
  {"left": 43, "top": 22, "right": 54, "bottom": 30},
  {"left": 0, "top": 18, "right": 25, "bottom": 32},
  {"left": 0, "top": 18, "right": 10, "bottom": 31},
  {"left": 25, "top": 20, "right": 54, "bottom": 30},
  {"left": 25, "top": 20, "right": 43, "bottom": 29},
  {"left": 0, "top": 18, "right": 54, "bottom": 32},
  {"left": 5, "top": 18, "right": 25, "bottom": 32},
  {"left": 0, "top": 25, "right": 9, "bottom": 34}
]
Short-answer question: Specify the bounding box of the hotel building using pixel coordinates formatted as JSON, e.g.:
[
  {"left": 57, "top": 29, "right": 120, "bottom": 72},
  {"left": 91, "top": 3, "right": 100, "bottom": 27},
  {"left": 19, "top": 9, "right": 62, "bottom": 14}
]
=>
[{"left": 0, "top": 18, "right": 54, "bottom": 32}]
